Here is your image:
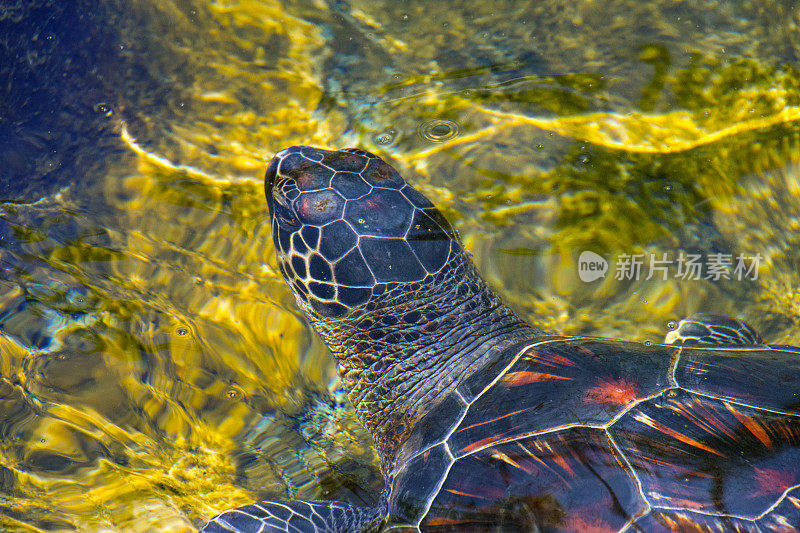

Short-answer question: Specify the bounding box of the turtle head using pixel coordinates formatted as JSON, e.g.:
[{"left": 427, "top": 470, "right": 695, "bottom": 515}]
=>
[
  {"left": 265, "top": 147, "right": 535, "bottom": 460},
  {"left": 266, "top": 146, "right": 460, "bottom": 322}
]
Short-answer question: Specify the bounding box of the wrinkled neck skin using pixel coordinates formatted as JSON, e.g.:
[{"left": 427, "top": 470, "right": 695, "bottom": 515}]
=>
[{"left": 307, "top": 251, "right": 539, "bottom": 470}]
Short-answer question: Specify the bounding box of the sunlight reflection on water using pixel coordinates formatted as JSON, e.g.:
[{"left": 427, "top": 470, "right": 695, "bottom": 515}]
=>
[{"left": 0, "top": 0, "right": 799, "bottom": 530}]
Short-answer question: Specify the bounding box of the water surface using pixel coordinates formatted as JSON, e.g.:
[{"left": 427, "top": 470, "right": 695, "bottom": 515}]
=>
[{"left": 1, "top": 0, "right": 799, "bottom": 530}]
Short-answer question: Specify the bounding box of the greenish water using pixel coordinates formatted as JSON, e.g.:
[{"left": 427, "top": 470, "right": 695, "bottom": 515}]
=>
[{"left": 1, "top": 0, "right": 799, "bottom": 530}]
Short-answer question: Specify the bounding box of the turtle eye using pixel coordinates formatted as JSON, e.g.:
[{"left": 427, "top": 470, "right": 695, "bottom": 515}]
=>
[
  {"left": 277, "top": 210, "right": 300, "bottom": 228},
  {"left": 275, "top": 205, "right": 301, "bottom": 229},
  {"left": 271, "top": 189, "right": 301, "bottom": 228}
]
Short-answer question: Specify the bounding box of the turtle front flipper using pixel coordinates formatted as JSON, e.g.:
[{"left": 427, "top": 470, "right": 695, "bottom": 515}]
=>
[
  {"left": 664, "top": 313, "right": 765, "bottom": 346},
  {"left": 201, "top": 498, "right": 386, "bottom": 533}
]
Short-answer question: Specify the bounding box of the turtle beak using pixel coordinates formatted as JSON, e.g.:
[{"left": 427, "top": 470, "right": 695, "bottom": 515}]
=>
[
  {"left": 264, "top": 154, "right": 280, "bottom": 200},
  {"left": 264, "top": 150, "right": 301, "bottom": 228}
]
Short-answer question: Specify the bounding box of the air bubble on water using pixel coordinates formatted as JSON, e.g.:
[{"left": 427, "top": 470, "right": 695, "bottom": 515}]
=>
[
  {"left": 176, "top": 327, "right": 188, "bottom": 336},
  {"left": 666, "top": 321, "right": 678, "bottom": 330},
  {"left": 663, "top": 184, "right": 673, "bottom": 192},
  {"left": 644, "top": 340, "right": 652, "bottom": 346},
  {"left": 374, "top": 130, "right": 395, "bottom": 145},
  {"left": 227, "top": 389, "right": 239, "bottom": 399},
  {"left": 93, "top": 103, "right": 113, "bottom": 116}
]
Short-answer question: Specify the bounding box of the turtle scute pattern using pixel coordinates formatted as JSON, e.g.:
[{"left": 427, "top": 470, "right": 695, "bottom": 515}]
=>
[
  {"left": 265, "top": 146, "right": 457, "bottom": 319},
  {"left": 201, "top": 331, "right": 800, "bottom": 533},
  {"left": 382, "top": 338, "right": 800, "bottom": 532},
  {"left": 202, "top": 499, "right": 385, "bottom": 533},
  {"left": 665, "top": 313, "right": 765, "bottom": 346},
  {"left": 205, "top": 147, "right": 800, "bottom": 533}
]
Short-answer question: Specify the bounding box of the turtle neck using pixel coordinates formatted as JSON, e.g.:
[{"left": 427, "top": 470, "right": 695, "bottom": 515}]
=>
[{"left": 306, "top": 249, "right": 539, "bottom": 469}]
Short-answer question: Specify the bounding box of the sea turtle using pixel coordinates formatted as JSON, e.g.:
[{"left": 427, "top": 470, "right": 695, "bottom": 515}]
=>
[{"left": 202, "top": 146, "right": 800, "bottom": 532}]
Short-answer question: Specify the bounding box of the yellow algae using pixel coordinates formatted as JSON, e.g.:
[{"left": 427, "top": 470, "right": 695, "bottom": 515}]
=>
[
  {"left": 0, "top": 333, "right": 28, "bottom": 377},
  {"left": 198, "top": 92, "right": 240, "bottom": 105},
  {"left": 114, "top": 0, "right": 347, "bottom": 182},
  {"left": 22, "top": 393, "right": 259, "bottom": 529},
  {"left": 472, "top": 105, "right": 800, "bottom": 154}
]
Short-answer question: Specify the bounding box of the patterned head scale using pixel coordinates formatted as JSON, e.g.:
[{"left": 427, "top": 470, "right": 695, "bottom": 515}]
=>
[{"left": 265, "top": 146, "right": 458, "bottom": 318}]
